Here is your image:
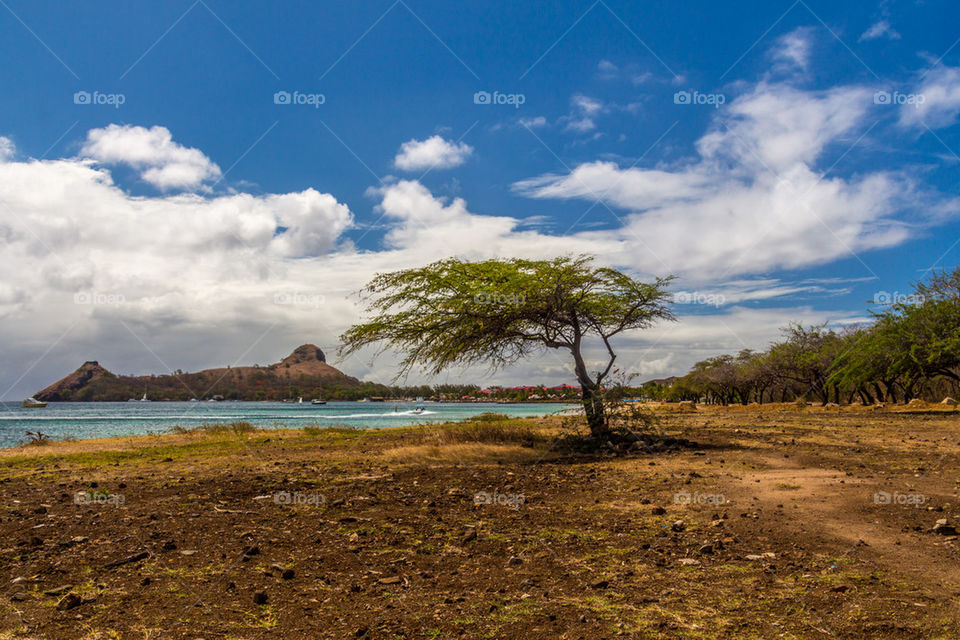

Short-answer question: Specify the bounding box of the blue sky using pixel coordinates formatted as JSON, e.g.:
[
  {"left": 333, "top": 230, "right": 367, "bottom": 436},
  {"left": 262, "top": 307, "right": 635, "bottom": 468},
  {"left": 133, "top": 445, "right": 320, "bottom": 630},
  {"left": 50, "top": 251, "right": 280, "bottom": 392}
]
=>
[{"left": 1, "top": 0, "right": 959, "bottom": 397}]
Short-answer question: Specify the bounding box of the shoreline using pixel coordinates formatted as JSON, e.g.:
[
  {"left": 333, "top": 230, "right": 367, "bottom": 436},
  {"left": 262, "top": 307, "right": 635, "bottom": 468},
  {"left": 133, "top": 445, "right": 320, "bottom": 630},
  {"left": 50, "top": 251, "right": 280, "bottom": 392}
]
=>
[
  {"left": 4, "top": 399, "right": 956, "bottom": 457},
  {"left": 0, "top": 403, "right": 583, "bottom": 453}
]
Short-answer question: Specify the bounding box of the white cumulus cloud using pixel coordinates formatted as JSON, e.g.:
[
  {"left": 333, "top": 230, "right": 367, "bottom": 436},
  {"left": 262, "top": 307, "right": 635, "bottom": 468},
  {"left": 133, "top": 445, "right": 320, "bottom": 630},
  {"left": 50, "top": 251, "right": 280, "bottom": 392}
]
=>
[
  {"left": 81, "top": 124, "right": 222, "bottom": 190},
  {"left": 514, "top": 81, "right": 954, "bottom": 277},
  {"left": 393, "top": 135, "right": 473, "bottom": 171}
]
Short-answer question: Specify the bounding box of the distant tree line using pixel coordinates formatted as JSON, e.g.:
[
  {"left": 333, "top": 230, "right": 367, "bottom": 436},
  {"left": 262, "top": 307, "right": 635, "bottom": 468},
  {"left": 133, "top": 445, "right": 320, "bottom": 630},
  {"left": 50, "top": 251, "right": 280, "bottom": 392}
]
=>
[{"left": 644, "top": 268, "right": 960, "bottom": 405}]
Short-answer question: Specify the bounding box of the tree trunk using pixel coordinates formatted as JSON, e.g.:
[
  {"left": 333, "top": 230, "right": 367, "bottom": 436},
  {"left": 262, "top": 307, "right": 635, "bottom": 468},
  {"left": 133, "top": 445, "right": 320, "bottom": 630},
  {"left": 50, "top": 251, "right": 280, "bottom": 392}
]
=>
[
  {"left": 580, "top": 384, "right": 607, "bottom": 439},
  {"left": 570, "top": 340, "right": 608, "bottom": 440}
]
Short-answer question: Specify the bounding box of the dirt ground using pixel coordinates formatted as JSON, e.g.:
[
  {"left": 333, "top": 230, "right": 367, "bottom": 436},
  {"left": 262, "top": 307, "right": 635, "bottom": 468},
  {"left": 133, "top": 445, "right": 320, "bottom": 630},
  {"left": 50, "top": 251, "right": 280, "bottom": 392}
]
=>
[{"left": 0, "top": 403, "right": 958, "bottom": 639}]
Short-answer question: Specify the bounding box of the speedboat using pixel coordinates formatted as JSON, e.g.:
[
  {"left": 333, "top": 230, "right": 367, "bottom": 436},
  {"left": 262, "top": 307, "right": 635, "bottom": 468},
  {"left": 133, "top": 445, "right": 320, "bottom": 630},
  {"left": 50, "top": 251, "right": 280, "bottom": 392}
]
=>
[
  {"left": 411, "top": 403, "right": 427, "bottom": 415},
  {"left": 22, "top": 397, "right": 47, "bottom": 408}
]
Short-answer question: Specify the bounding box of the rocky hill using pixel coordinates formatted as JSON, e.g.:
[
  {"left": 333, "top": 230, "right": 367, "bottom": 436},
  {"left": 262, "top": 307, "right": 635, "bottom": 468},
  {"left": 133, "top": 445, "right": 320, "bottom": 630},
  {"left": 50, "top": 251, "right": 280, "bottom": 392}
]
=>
[{"left": 35, "top": 344, "right": 360, "bottom": 401}]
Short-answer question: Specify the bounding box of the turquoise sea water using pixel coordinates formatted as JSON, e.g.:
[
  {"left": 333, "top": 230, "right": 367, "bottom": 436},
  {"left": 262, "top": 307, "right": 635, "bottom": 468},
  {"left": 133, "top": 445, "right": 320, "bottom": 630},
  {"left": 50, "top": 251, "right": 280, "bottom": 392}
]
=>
[{"left": 0, "top": 401, "right": 573, "bottom": 448}]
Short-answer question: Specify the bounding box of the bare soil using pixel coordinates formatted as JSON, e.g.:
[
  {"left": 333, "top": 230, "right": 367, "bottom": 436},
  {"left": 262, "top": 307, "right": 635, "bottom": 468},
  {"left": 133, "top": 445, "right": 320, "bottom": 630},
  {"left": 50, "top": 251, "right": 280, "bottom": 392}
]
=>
[{"left": 0, "top": 404, "right": 958, "bottom": 639}]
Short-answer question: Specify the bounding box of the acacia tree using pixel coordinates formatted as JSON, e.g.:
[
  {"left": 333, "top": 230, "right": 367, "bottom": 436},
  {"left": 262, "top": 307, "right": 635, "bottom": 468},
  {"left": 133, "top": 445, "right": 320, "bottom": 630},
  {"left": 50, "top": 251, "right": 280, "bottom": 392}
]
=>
[{"left": 339, "top": 256, "right": 674, "bottom": 439}]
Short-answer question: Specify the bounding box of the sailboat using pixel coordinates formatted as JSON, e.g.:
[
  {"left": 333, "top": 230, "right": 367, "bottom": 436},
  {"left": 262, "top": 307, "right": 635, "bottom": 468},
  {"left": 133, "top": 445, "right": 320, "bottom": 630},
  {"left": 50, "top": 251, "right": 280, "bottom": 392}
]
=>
[
  {"left": 139, "top": 392, "right": 150, "bottom": 402},
  {"left": 311, "top": 396, "right": 326, "bottom": 405}
]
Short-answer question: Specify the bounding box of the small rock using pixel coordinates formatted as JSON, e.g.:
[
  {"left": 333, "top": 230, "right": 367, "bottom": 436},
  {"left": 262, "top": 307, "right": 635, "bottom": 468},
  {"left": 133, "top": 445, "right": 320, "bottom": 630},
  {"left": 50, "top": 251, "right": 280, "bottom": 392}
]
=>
[
  {"left": 507, "top": 556, "right": 523, "bottom": 567},
  {"left": 698, "top": 543, "right": 714, "bottom": 555},
  {"left": 56, "top": 593, "right": 82, "bottom": 611},
  {"left": 253, "top": 591, "right": 268, "bottom": 605},
  {"left": 590, "top": 579, "right": 610, "bottom": 590},
  {"left": 241, "top": 545, "right": 260, "bottom": 557},
  {"left": 460, "top": 528, "right": 477, "bottom": 544},
  {"left": 933, "top": 519, "right": 957, "bottom": 535},
  {"left": 650, "top": 506, "right": 666, "bottom": 515},
  {"left": 671, "top": 520, "right": 685, "bottom": 532},
  {"left": 679, "top": 558, "right": 701, "bottom": 566}
]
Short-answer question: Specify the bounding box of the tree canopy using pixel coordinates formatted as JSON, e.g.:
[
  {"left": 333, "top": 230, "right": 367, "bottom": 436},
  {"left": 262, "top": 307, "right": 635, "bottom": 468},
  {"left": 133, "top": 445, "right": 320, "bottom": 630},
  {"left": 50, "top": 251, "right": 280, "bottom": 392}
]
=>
[{"left": 340, "top": 255, "right": 674, "bottom": 437}]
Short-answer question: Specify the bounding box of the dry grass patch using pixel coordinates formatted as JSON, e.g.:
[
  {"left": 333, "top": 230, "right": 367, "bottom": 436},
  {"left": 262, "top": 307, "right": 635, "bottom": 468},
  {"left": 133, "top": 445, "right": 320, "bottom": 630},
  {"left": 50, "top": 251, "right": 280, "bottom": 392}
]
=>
[{"left": 381, "top": 442, "right": 546, "bottom": 464}]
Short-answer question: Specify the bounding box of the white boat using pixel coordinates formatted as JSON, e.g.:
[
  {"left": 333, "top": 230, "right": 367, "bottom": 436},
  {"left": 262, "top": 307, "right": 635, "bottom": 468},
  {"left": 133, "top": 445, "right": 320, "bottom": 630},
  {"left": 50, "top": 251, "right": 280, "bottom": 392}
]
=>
[
  {"left": 22, "top": 397, "right": 47, "bottom": 408},
  {"left": 297, "top": 397, "right": 303, "bottom": 404},
  {"left": 139, "top": 392, "right": 150, "bottom": 402},
  {"left": 411, "top": 403, "right": 427, "bottom": 415},
  {"left": 311, "top": 398, "right": 326, "bottom": 405}
]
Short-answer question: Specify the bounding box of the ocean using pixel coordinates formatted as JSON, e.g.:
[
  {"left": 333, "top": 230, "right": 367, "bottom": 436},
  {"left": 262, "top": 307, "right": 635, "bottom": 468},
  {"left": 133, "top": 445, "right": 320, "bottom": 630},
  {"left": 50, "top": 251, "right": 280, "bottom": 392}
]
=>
[{"left": 0, "top": 401, "right": 573, "bottom": 448}]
